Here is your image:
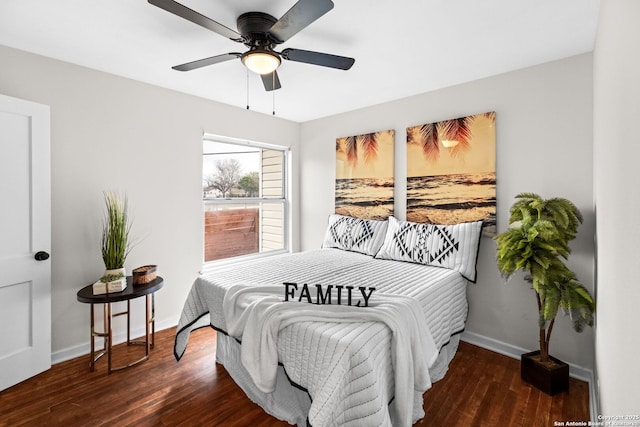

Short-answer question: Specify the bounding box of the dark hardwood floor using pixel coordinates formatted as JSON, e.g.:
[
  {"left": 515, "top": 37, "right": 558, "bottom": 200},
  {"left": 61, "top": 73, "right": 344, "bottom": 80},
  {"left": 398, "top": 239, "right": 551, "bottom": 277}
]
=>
[{"left": 0, "top": 327, "right": 589, "bottom": 426}]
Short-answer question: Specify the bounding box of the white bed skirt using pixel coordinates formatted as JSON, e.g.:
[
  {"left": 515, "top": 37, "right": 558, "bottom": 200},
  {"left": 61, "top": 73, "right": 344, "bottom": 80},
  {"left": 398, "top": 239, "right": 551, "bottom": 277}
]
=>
[{"left": 215, "top": 332, "right": 461, "bottom": 427}]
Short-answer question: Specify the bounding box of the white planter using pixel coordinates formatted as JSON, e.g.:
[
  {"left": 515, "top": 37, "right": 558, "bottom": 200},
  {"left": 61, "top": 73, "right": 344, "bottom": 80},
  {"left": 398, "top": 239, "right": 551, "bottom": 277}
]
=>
[
  {"left": 104, "top": 267, "right": 126, "bottom": 278},
  {"left": 92, "top": 267, "right": 127, "bottom": 295}
]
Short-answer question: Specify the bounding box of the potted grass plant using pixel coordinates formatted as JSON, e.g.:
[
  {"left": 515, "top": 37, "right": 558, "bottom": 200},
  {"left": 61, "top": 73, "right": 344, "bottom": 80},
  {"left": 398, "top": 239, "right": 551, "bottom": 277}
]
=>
[
  {"left": 494, "top": 193, "right": 595, "bottom": 394},
  {"left": 94, "top": 191, "right": 132, "bottom": 294}
]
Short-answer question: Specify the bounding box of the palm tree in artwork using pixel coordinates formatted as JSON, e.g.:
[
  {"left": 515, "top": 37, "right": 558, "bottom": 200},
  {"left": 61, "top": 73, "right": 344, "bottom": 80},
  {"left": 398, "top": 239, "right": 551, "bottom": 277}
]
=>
[
  {"left": 339, "top": 132, "right": 379, "bottom": 167},
  {"left": 411, "top": 113, "right": 495, "bottom": 162},
  {"left": 344, "top": 135, "right": 358, "bottom": 167},
  {"left": 416, "top": 122, "right": 439, "bottom": 162},
  {"left": 358, "top": 133, "right": 378, "bottom": 164},
  {"left": 484, "top": 111, "right": 496, "bottom": 122},
  {"left": 439, "top": 117, "right": 473, "bottom": 158}
]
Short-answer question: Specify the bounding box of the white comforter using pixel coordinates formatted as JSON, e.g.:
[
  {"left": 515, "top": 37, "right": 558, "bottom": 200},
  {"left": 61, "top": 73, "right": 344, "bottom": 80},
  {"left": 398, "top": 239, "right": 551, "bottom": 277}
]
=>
[
  {"left": 174, "top": 249, "right": 469, "bottom": 426},
  {"left": 223, "top": 285, "right": 438, "bottom": 427}
]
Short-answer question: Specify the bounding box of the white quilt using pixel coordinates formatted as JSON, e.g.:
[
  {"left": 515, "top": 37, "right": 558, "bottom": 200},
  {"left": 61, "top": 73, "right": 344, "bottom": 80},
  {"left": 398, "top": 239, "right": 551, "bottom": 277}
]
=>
[
  {"left": 223, "top": 285, "right": 438, "bottom": 427},
  {"left": 174, "top": 249, "right": 469, "bottom": 426}
]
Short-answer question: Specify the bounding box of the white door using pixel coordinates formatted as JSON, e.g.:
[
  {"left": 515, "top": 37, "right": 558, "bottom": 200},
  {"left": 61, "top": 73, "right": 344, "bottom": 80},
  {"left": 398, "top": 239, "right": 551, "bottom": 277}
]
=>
[{"left": 0, "top": 93, "right": 51, "bottom": 391}]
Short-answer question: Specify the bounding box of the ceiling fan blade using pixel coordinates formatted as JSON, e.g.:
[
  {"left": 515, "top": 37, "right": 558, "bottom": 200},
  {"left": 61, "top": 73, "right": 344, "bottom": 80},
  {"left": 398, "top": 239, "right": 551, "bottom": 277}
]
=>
[
  {"left": 261, "top": 71, "right": 282, "bottom": 92},
  {"left": 268, "top": 0, "right": 334, "bottom": 42},
  {"left": 172, "top": 53, "right": 241, "bottom": 71},
  {"left": 281, "top": 48, "right": 354, "bottom": 70},
  {"left": 148, "top": 0, "right": 242, "bottom": 41}
]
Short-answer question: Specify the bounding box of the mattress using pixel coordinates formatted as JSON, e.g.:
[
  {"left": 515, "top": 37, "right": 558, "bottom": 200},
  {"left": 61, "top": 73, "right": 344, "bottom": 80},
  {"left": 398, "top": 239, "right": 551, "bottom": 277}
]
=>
[{"left": 175, "top": 248, "right": 469, "bottom": 426}]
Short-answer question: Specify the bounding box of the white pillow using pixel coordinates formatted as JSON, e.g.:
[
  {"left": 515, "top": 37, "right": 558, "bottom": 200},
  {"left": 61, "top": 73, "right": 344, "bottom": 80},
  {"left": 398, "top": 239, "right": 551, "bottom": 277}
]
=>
[
  {"left": 375, "top": 216, "right": 483, "bottom": 282},
  {"left": 322, "top": 214, "right": 388, "bottom": 256}
]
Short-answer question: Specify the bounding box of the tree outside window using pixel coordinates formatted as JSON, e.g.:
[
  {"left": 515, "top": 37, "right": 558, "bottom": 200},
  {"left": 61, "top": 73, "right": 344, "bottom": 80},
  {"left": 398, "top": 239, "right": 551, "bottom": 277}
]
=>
[{"left": 202, "top": 137, "right": 288, "bottom": 263}]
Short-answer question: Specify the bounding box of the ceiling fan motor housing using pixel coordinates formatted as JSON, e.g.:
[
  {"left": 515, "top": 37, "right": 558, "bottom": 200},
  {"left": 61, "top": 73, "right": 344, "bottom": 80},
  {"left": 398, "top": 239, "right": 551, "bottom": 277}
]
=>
[{"left": 237, "top": 12, "right": 279, "bottom": 47}]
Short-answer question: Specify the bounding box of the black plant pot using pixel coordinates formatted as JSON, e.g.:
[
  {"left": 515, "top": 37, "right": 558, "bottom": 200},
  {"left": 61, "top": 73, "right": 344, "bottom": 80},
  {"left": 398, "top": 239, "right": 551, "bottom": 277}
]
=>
[{"left": 521, "top": 351, "right": 569, "bottom": 395}]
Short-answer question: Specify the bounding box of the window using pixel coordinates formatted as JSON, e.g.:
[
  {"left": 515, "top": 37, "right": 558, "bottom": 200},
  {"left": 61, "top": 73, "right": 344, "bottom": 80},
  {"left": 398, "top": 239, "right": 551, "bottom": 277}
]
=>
[{"left": 203, "top": 135, "right": 289, "bottom": 263}]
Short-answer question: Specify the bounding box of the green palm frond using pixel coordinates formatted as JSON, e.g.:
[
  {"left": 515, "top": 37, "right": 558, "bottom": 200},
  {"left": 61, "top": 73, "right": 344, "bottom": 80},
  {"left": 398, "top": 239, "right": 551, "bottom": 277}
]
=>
[
  {"left": 558, "top": 279, "right": 595, "bottom": 332},
  {"left": 541, "top": 284, "right": 560, "bottom": 322}
]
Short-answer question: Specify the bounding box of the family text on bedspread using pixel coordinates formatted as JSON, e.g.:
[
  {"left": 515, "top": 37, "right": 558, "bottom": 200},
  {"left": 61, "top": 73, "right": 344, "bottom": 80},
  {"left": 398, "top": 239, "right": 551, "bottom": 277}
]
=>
[{"left": 283, "top": 282, "right": 376, "bottom": 307}]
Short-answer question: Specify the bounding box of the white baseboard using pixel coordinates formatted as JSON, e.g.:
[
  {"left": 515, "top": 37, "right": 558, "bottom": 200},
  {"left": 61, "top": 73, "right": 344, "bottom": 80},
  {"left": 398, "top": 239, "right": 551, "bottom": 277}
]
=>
[
  {"left": 51, "top": 317, "right": 179, "bottom": 365},
  {"left": 460, "top": 331, "right": 599, "bottom": 422}
]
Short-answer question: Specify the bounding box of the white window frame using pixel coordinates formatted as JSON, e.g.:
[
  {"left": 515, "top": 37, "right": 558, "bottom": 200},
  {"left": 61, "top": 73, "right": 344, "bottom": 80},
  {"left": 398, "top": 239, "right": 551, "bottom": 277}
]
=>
[{"left": 201, "top": 133, "right": 291, "bottom": 271}]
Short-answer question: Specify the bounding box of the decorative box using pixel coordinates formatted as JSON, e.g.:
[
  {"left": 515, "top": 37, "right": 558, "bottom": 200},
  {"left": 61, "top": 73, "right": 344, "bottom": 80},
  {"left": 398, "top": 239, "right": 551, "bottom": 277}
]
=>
[
  {"left": 132, "top": 265, "right": 158, "bottom": 285},
  {"left": 92, "top": 278, "right": 127, "bottom": 295}
]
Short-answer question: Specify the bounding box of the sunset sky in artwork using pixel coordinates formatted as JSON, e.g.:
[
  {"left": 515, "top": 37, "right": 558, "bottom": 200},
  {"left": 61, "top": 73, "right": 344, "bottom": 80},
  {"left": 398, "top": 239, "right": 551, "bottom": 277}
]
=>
[{"left": 407, "top": 114, "right": 496, "bottom": 177}]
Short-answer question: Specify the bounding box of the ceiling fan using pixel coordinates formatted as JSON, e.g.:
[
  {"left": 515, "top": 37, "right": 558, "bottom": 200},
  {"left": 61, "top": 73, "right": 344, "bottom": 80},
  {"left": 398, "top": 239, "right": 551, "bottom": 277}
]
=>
[{"left": 148, "top": 0, "right": 355, "bottom": 91}]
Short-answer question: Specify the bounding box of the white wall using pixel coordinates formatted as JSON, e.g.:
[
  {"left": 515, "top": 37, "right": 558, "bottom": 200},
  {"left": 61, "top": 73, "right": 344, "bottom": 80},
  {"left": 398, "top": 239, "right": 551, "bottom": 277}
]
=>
[
  {"left": 300, "top": 54, "right": 595, "bottom": 372},
  {"left": 593, "top": 0, "right": 640, "bottom": 414},
  {"left": 0, "top": 45, "right": 300, "bottom": 359},
  {"left": 0, "top": 41, "right": 599, "bottom": 381}
]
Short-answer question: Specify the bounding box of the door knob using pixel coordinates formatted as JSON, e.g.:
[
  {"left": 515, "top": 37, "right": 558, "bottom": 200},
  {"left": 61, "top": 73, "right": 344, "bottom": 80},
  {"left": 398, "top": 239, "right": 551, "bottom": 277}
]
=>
[{"left": 34, "top": 251, "right": 50, "bottom": 261}]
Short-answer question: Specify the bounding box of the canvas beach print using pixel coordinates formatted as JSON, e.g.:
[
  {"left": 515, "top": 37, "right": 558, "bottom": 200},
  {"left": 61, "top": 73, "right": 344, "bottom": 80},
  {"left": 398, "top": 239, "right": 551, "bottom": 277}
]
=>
[
  {"left": 407, "top": 112, "right": 496, "bottom": 236},
  {"left": 335, "top": 130, "right": 394, "bottom": 220}
]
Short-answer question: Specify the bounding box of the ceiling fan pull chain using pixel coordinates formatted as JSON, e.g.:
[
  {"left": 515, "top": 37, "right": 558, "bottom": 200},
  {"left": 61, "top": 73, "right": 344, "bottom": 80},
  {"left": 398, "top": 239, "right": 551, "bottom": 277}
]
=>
[
  {"left": 272, "top": 73, "right": 276, "bottom": 116},
  {"left": 246, "top": 68, "right": 250, "bottom": 110}
]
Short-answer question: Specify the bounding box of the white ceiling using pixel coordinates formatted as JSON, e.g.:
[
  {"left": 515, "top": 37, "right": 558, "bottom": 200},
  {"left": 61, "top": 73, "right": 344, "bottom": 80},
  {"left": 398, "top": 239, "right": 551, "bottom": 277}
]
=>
[{"left": 0, "top": 0, "right": 600, "bottom": 122}]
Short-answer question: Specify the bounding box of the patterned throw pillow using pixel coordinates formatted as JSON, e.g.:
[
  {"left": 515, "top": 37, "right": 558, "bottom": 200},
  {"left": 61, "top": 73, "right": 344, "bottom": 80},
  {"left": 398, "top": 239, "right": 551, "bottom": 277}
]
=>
[
  {"left": 375, "top": 216, "right": 483, "bottom": 282},
  {"left": 322, "top": 214, "right": 388, "bottom": 256}
]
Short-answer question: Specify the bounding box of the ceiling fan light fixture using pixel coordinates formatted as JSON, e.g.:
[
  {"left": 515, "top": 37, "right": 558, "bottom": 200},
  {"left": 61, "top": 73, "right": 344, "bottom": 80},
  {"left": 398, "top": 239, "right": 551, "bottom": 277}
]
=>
[{"left": 242, "top": 50, "right": 281, "bottom": 75}]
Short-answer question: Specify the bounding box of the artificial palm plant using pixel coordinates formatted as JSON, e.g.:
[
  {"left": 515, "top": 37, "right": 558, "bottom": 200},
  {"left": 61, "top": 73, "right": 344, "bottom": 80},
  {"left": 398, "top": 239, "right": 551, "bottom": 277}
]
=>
[
  {"left": 494, "top": 193, "right": 594, "bottom": 363},
  {"left": 101, "top": 191, "right": 132, "bottom": 272}
]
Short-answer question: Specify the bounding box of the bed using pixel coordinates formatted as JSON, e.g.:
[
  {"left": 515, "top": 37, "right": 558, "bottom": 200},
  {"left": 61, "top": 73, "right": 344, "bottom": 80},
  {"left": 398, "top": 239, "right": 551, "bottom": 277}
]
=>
[{"left": 174, "top": 215, "right": 483, "bottom": 426}]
